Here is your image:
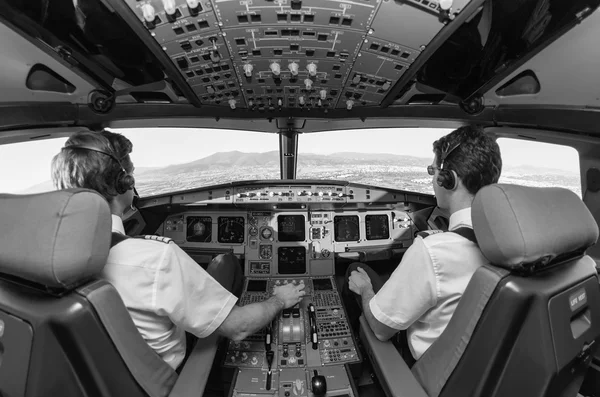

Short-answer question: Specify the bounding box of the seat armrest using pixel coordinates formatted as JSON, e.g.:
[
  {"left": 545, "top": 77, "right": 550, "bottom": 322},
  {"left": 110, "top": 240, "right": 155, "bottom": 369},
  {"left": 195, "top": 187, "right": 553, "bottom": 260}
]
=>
[
  {"left": 169, "top": 333, "right": 220, "bottom": 397},
  {"left": 359, "top": 315, "right": 427, "bottom": 397}
]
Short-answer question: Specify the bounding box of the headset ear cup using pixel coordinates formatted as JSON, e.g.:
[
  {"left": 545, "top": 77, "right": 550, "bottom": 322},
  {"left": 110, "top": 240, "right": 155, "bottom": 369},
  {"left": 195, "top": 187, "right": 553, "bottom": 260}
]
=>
[
  {"left": 449, "top": 170, "right": 458, "bottom": 190},
  {"left": 117, "top": 173, "right": 135, "bottom": 195}
]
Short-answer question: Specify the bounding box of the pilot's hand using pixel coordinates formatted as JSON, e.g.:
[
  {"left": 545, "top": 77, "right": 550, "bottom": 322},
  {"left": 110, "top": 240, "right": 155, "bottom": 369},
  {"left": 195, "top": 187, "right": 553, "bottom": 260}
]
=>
[
  {"left": 349, "top": 267, "right": 373, "bottom": 296},
  {"left": 273, "top": 283, "right": 306, "bottom": 309}
]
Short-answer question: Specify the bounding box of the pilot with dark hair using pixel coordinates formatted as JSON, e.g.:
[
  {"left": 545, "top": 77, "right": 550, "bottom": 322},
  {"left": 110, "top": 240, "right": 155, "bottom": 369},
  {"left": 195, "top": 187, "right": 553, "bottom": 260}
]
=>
[
  {"left": 52, "top": 130, "right": 305, "bottom": 371},
  {"left": 343, "top": 125, "right": 502, "bottom": 364}
]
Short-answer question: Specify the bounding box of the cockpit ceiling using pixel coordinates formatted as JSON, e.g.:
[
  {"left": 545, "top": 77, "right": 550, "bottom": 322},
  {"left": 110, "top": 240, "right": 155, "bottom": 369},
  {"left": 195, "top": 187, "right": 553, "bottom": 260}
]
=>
[{"left": 483, "top": 9, "right": 600, "bottom": 109}]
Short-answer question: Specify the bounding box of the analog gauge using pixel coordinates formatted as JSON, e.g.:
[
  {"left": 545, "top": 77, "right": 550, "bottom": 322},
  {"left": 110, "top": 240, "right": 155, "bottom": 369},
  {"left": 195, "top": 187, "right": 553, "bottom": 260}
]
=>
[
  {"left": 218, "top": 217, "right": 245, "bottom": 244},
  {"left": 249, "top": 226, "right": 258, "bottom": 237},
  {"left": 260, "top": 227, "right": 274, "bottom": 240},
  {"left": 334, "top": 215, "right": 360, "bottom": 242},
  {"left": 260, "top": 244, "right": 273, "bottom": 259}
]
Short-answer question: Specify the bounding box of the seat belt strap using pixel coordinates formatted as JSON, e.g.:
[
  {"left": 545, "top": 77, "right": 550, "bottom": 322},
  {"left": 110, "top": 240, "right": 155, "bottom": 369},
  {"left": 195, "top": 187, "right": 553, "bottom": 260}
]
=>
[
  {"left": 451, "top": 227, "right": 477, "bottom": 245},
  {"left": 111, "top": 232, "right": 130, "bottom": 248}
]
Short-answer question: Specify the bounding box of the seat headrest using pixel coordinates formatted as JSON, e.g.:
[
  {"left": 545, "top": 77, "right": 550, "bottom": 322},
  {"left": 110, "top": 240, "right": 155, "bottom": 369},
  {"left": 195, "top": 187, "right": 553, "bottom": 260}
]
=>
[
  {"left": 472, "top": 184, "right": 599, "bottom": 272},
  {"left": 0, "top": 189, "right": 111, "bottom": 289}
]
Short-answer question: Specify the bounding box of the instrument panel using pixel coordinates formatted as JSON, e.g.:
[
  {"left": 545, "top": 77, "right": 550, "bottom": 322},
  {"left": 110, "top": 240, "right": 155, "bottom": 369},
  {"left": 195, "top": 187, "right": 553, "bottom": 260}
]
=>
[{"left": 163, "top": 208, "right": 414, "bottom": 276}]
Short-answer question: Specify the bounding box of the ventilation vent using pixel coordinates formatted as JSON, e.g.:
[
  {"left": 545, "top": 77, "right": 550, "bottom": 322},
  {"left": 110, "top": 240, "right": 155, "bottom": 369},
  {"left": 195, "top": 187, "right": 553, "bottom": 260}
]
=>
[
  {"left": 496, "top": 70, "right": 540, "bottom": 97},
  {"left": 26, "top": 64, "right": 76, "bottom": 93},
  {"left": 407, "top": 94, "right": 445, "bottom": 104}
]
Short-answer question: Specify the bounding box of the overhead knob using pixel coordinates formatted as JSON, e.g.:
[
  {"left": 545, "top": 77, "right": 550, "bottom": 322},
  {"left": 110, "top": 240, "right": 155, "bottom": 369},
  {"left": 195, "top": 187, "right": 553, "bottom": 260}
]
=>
[
  {"left": 243, "top": 63, "right": 253, "bottom": 77},
  {"left": 162, "top": 0, "right": 177, "bottom": 15},
  {"left": 346, "top": 99, "right": 354, "bottom": 110},
  {"left": 288, "top": 62, "right": 299, "bottom": 76},
  {"left": 304, "top": 79, "right": 313, "bottom": 90},
  {"left": 229, "top": 99, "right": 236, "bottom": 109},
  {"left": 141, "top": 4, "right": 156, "bottom": 22},
  {"left": 278, "top": 98, "right": 283, "bottom": 107},
  {"left": 186, "top": 0, "right": 200, "bottom": 9},
  {"left": 439, "top": 0, "right": 453, "bottom": 10},
  {"left": 306, "top": 63, "right": 317, "bottom": 76},
  {"left": 382, "top": 81, "right": 391, "bottom": 90},
  {"left": 352, "top": 74, "right": 361, "bottom": 84},
  {"left": 299, "top": 96, "right": 305, "bottom": 105},
  {"left": 270, "top": 62, "right": 281, "bottom": 76},
  {"left": 320, "top": 89, "right": 327, "bottom": 100}
]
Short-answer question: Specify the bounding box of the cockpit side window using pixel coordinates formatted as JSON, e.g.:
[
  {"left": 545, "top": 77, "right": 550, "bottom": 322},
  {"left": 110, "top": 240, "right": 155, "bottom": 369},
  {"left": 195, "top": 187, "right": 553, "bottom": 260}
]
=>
[{"left": 496, "top": 138, "right": 581, "bottom": 197}]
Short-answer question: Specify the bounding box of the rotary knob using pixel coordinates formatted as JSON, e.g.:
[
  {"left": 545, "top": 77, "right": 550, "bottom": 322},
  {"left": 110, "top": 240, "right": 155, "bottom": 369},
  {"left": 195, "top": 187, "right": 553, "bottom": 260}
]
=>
[
  {"left": 243, "top": 63, "right": 253, "bottom": 77},
  {"left": 141, "top": 4, "right": 156, "bottom": 23},
  {"left": 304, "top": 79, "right": 313, "bottom": 90},
  {"left": 306, "top": 63, "right": 317, "bottom": 76},
  {"left": 320, "top": 89, "right": 327, "bottom": 100},
  {"left": 270, "top": 62, "right": 281, "bottom": 76},
  {"left": 288, "top": 62, "right": 299, "bottom": 76}
]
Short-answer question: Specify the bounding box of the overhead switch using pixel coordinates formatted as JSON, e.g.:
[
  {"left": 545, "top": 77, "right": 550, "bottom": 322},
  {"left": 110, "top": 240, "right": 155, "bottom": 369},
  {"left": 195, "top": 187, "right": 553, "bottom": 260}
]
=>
[
  {"left": 288, "top": 62, "right": 299, "bottom": 76},
  {"left": 352, "top": 74, "right": 361, "bottom": 84},
  {"left": 243, "top": 64, "right": 254, "bottom": 77},
  {"left": 304, "top": 79, "right": 313, "bottom": 90},
  {"left": 291, "top": 0, "right": 302, "bottom": 10},
  {"left": 346, "top": 100, "right": 354, "bottom": 110},
  {"left": 319, "top": 89, "right": 327, "bottom": 100},
  {"left": 229, "top": 99, "right": 237, "bottom": 109},
  {"left": 382, "top": 81, "right": 391, "bottom": 90},
  {"left": 299, "top": 96, "right": 305, "bottom": 105},
  {"left": 306, "top": 63, "right": 317, "bottom": 77}
]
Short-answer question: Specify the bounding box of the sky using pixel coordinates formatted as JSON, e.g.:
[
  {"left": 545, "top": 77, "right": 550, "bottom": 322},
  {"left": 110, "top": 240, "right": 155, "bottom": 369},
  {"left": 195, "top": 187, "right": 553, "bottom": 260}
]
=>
[{"left": 0, "top": 127, "right": 580, "bottom": 193}]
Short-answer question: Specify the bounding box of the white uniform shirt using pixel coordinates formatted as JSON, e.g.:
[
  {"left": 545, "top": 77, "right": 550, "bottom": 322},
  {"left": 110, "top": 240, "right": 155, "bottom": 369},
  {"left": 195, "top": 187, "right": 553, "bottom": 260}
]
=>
[
  {"left": 369, "top": 208, "right": 487, "bottom": 360},
  {"left": 102, "top": 215, "right": 238, "bottom": 369}
]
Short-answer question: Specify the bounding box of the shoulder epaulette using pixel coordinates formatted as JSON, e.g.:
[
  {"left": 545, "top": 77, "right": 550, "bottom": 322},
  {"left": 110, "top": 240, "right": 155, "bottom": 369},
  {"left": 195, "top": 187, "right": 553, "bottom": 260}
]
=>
[
  {"left": 134, "top": 235, "right": 174, "bottom": 244},
  {"left": 416, "top": 230, "right": 445, "bottom": 239}
]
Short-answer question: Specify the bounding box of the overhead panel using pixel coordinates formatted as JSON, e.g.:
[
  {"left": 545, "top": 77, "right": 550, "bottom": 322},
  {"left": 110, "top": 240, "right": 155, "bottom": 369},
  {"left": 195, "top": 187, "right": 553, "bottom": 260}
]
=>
[{"left": 123, "top": 0, "right": 471, "bottom": 110}]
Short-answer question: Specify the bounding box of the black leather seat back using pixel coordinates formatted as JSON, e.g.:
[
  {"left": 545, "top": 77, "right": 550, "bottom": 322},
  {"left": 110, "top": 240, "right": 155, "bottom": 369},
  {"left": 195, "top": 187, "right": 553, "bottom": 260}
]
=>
[
  {"left": 440, "top": 256, "right": 600, "bottom": 397},
  {"left": 0, "top": 189, "right": 176, "bottom": 397},
  {"left": 0, "top": 277, "right": 148, "bottom": 397}
]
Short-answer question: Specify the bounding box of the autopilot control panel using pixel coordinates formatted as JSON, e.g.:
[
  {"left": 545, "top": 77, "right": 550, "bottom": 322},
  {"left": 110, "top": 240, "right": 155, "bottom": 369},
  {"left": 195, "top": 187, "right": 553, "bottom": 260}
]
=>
[{"left": 225, "top": 276, "right": 359, "bottom": 397}]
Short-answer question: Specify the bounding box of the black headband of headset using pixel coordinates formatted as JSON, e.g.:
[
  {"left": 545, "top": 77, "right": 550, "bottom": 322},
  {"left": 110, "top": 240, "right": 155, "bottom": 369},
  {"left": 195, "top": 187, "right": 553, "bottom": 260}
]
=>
[
  {"left": 440, "top": 141, "right": 461, "bottom": 170},
  {"left": 64, "top": 145, "right": 126, "bottom": 171}
]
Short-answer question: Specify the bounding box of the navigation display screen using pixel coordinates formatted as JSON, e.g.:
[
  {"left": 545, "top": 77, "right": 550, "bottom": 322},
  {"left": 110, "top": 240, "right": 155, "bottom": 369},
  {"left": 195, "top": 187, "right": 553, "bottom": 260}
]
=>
[
  {"left": 218, "top": 217, "right": 245, "bottom": 244},
  {"left": 334, "top": 215, "right": 360, "bottom": 242},
  {"left": 366, "top": 215, "right": 390, "bottom": 240},
  {"left": 186, "top": 216, "right": 212, "bottom": 242},
  {"left": 277, "top": 215, "right": 306, "bottom": 242},
  {"left": 278, "top": 247, "right": 306, "bottom": 274}
]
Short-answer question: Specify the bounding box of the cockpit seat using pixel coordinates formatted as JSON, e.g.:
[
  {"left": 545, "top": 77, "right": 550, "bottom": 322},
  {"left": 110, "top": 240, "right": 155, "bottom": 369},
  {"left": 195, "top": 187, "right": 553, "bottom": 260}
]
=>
[
  {"left": 0, "top": 189, "right": 217, "bottom": 397},
  {"left": 360, "top": 184, "right": 600, "bottom": 397}
]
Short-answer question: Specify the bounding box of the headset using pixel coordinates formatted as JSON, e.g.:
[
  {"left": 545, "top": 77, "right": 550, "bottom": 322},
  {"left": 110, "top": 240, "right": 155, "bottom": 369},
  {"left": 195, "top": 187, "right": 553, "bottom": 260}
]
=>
[
  {"left": 437, "top": 141, "right": 461, "bottom": 191},
  {"left": 65, "top": 144, "right": 135, "bottom": 195}
]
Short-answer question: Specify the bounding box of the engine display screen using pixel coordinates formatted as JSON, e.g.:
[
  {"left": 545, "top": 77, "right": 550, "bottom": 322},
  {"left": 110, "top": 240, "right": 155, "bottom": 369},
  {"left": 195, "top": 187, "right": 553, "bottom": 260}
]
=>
[
  {"left": 218, "top": 217, "right": 245, "bottom": 244},
  {"left": 278, "top": 247, "right": 306, "bottom": 274},
  {"left": 366, "top": 215, "right": 390, "bottom": 240},
  {"left": 246, "top": 279, "right": 268, "bottom": 292},
  {"left": 334, "top": 216, "right": 360, "bottom": 242},
  {"left": 277, "top": 215, "right": 306, "bottom": 242},
  {"left": 186, "top": 216, "right": 212, "bottom": 242}
]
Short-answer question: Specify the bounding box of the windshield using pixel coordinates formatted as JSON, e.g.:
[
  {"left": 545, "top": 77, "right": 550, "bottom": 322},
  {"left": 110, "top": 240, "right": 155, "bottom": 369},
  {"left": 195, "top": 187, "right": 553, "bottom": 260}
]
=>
[{"left": 0, "top": 128, "right": 582, "bottom": 198}]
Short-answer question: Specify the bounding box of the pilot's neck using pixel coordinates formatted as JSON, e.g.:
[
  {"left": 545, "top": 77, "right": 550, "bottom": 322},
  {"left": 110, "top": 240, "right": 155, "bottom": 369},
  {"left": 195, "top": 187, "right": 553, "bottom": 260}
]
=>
[{"left": 446, "top": 193, "right": 474, "bottom": 218}]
